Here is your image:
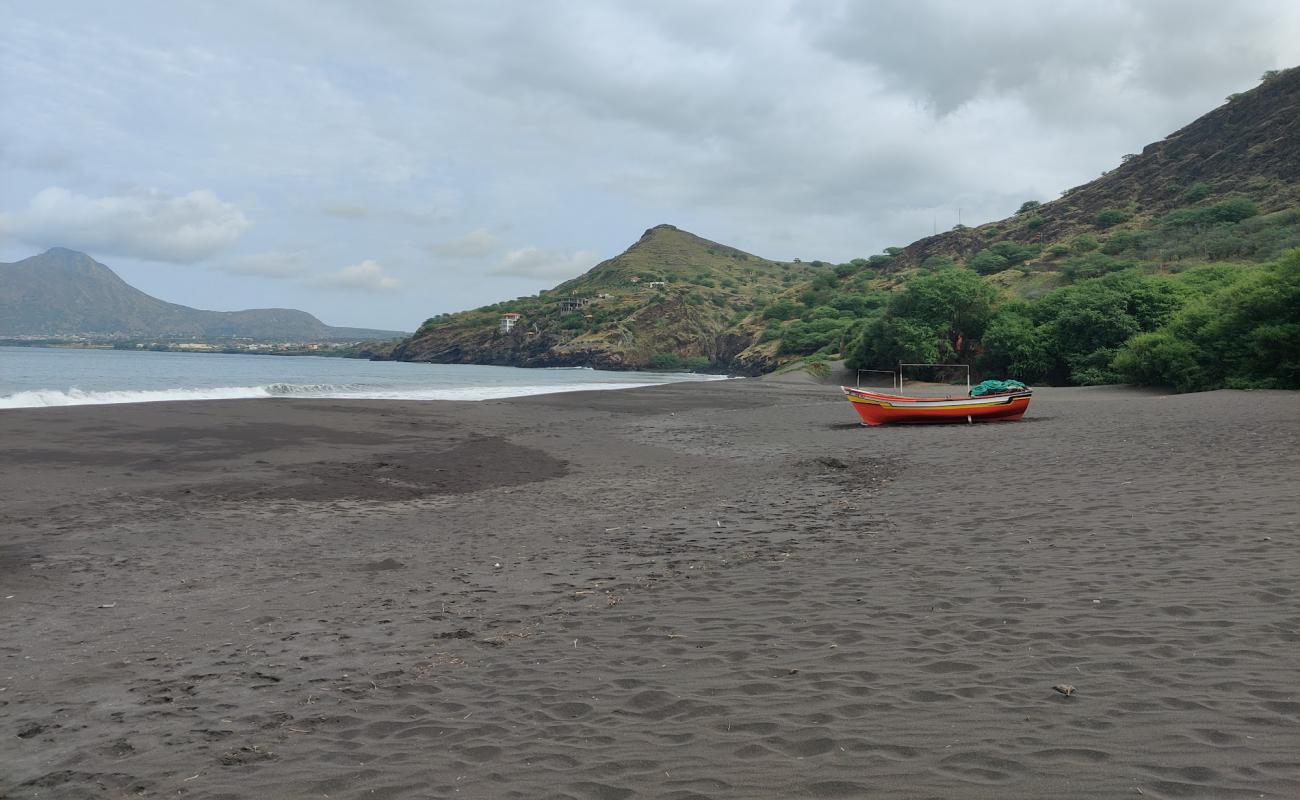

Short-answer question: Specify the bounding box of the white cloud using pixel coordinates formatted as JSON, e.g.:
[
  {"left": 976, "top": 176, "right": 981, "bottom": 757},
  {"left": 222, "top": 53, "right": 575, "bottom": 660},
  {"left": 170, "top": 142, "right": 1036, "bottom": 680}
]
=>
[
  {"left": 1, "top": 186, "right": 249, "bottom": 263},
  {"left": 429, "top": 228, "right": 499, "bottom": 258},
  {"left": 314, "top": 258, "right": 399, "bottom": 291},
  {"left": 489, "top": 247, "right": 599, "bottom": 279}
]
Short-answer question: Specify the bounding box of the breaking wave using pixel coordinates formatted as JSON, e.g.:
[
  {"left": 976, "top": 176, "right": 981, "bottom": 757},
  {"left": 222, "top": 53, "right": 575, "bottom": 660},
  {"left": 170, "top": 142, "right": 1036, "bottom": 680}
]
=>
[{"left": 0, "top": 380, "right": 714, "bottom": 409}]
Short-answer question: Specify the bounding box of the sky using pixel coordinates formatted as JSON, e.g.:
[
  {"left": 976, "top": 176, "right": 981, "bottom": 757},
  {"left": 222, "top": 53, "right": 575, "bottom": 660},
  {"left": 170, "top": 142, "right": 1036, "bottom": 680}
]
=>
[{"left": 2, "top": 1, "right": 1298, "bottom": 330}]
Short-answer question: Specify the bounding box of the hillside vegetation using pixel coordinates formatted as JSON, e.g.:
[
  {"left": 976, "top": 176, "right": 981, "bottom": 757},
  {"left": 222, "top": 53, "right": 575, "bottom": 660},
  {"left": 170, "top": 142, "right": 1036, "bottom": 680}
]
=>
[
  {"left": 387, "top": 225, "right": 821, "bottom": 371},
  {"left": 387, "top": 67, "right": 1300, "bottom": 390}
]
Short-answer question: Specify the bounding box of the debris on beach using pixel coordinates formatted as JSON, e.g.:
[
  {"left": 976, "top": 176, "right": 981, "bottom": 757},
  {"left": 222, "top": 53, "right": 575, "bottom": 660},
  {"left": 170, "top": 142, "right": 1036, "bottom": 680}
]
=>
[{"left": 1053, "top": 684, "right": 1076, "bottom": 697}]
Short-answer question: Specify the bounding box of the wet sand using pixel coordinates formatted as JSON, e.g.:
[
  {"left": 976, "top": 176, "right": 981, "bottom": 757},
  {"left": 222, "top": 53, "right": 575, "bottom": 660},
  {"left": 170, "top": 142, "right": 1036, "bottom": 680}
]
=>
[{"left": 1, "top": 382, "right": 1298, "bottom": 799}]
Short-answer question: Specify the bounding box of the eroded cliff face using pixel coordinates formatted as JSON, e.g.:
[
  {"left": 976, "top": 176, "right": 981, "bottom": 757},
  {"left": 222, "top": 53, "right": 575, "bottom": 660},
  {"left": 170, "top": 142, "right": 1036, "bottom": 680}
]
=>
[
  {"left": 381, "top": 224, "right": 795, "bottom": 374},
  {"left": 382, "top": 285, "right": 775, "bottom": 373}
]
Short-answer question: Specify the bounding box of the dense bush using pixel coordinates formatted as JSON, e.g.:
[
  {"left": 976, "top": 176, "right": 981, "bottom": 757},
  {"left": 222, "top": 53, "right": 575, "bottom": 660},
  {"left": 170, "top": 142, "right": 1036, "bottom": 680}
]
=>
[
  {"left": 1095, "top": 208, "right": 1131, "bottom": 228},
  {"left": 1181, "top": 182, "right": 1213, "bottom": 203},
  {"left": 921, "top": 255, "right": 956, "bottom": 270},
  {"left": 829, "top": 291, "right": 886, "bottom": 316},
  {"left": 779, "top": 317, "right": 856, "bottom": 356},
  {"left": 1059, "top": 253, "right": 1137, "bottom": 281},
  {"left": 987, "top": 241, "right": 1040, "bottom": 265},
  {"left": 761, "top": 299, "right": 802, "bottom": 321},
  {"left": 968, "top": 250, "right": 1009, "bottom": 275},
  {"left": 1163, "top": 197, "right": 1259, "bottom": 227},
  {"left": 649, "top": 352, "right": 710, "bottom": 371},
  {"left": 1115, "top": 250, "right": 1300, "bottom": 390},
  {"left": 976, "top": 271, "right": 1182, "bottom": 384}
]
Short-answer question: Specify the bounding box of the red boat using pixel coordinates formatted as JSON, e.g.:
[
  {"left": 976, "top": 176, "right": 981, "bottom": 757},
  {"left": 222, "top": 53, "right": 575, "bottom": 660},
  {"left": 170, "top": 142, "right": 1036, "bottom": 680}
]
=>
[{"left": 841, "top": 385, "right": 1032, "bottom": 426}]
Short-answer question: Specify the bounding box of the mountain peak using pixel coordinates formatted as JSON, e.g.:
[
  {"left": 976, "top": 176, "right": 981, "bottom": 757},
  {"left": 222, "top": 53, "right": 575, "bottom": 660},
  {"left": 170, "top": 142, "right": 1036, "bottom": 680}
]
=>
[
  {"left": 639, "top": 223, "right": 680, "bottom": 240},
  {"left": 36, "top": 247, "right": 101, "bottom": 267}
]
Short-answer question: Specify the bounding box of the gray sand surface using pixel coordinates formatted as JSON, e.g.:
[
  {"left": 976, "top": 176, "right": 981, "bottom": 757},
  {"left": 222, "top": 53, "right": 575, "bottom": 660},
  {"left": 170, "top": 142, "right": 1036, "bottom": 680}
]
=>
[{"left": 1, "top": 382, "right": 1298, "bottom": 799}]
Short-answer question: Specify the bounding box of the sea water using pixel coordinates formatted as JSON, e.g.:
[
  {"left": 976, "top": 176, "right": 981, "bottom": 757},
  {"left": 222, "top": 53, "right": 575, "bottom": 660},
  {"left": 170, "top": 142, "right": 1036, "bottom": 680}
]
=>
[{"left": 0, "top": 346, "right": 725, "bottom": 409}]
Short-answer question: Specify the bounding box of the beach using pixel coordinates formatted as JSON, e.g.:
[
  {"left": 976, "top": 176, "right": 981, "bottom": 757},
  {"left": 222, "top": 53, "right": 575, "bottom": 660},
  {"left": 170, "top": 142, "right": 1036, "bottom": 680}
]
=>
[{"left": 2, "top": 381, "right": 1298, "bottom": 799}]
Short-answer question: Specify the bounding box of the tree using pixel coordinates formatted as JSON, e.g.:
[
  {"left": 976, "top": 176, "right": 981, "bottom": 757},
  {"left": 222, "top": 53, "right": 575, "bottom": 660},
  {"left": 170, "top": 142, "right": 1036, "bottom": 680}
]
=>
[
  {"left": 1028, "top": 271, "right": 1178, "bottom": 383},
  {"left": 845, "top": 267, "right": 999, "bottom": 368},
  {"left": 1115, "top": 250, "right": 1300, "bottom": 390},
  {"left": 1017, "top": 200, "right": 1041, "bottom": 214},
  {"left": 979, "top": 307, "right": 1051, "bottom": 381}
]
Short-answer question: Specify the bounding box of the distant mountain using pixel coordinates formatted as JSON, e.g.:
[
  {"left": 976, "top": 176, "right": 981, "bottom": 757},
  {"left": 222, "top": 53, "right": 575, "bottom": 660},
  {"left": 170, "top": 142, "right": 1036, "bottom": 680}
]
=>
[{"left": 0, "top": 248, "right": 407, "bottom": 341}]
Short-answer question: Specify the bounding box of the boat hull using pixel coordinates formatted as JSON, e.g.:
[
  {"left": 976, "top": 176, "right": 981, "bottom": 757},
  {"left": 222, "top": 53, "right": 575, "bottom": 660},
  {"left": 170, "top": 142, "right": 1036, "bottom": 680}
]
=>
[{"left": 842, "top": 386, "right": 1032, "bottom": 426}]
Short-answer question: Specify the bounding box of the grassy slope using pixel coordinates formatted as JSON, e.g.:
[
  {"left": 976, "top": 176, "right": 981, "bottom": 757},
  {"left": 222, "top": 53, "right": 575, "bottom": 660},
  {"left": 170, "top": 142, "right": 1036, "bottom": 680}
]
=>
[
  {"left": 752, "top": 67, "right": 1300, "bottom": 367},
  {"left": 389, "top": 225, "right": 821, "bottom": 371}
]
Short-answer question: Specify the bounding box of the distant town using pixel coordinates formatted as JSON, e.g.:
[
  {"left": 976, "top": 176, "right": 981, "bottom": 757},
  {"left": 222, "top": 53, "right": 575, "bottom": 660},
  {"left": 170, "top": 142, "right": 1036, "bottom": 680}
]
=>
[{"left": 0, "top": 335, "right": 382, "bottom": 357}]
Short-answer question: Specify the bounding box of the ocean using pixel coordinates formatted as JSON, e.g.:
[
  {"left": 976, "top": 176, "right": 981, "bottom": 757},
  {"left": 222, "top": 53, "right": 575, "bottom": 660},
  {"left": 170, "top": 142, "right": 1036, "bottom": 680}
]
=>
[{"left": 0, "top": 346, "right": 726, "bottom": 409}]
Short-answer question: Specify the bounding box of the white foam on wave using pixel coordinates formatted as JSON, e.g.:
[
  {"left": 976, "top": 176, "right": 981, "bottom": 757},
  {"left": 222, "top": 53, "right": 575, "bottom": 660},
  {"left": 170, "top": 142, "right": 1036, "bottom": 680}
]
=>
[
  {"left": 0, "top": 385, "right": 276, "bottom": 408},
  {"left": 0, "top": 377, "right": 728, "bottom": 409}
]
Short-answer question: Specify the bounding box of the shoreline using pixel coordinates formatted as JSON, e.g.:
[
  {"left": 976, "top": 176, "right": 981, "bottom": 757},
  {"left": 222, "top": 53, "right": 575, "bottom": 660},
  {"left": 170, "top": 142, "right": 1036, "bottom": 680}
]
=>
[
  {"left": 0, "top": 347, "right": 731, "bottom": 410},
  {"left": 2, "top": 382, "right": 1298, "bottom": 798}
]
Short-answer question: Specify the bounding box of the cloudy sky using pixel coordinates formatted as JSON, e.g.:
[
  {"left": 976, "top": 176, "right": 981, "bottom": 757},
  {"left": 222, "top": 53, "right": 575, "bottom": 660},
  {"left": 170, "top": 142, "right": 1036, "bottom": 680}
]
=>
[{"left": 2, "top": 1, "right": 1298, "bottom": 330}]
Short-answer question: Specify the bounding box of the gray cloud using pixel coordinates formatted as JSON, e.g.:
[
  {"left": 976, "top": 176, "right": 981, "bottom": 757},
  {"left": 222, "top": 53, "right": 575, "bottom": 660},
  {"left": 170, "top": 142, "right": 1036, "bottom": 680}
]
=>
[
  {"left": 1, "top": 187, "right": 249, "bottom": 263},
  {"left": 313, "top": 259, "right": 400, "bottom": 292},
  {"left": 321, "top": 205, "right": 370, "bottom": 220},
  {"left": 214, "top": 250, "right": 311, "bottom": 278},
  {"left": 489, "top": 247, "right": 599, "bottom": 279},
  {"left": 429, "top": 229, "right": 499, "bottom": 258},
  {"left": 2, "top": 1, "right": 1297, "bottom": 328}
]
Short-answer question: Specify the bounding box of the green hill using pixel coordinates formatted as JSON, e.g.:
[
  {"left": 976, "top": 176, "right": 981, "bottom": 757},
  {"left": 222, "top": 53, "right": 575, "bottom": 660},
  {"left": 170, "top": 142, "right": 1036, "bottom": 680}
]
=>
[
  {"left": 386, "top": 67, "right": 1300, "bottom": 389},
  {"left": 385, "top": 225, "right": 820, "bottom": 371}
]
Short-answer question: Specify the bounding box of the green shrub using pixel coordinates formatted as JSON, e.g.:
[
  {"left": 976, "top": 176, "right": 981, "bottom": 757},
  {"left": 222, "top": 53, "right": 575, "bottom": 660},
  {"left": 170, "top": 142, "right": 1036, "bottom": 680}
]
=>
[
  {"left": 969, "top": 250, "right": 1010, "bottom": 275},
  {"left": 778, "top": 318, "right": 854, "bottom": 355},
  {"left": 1072, "top": 234, "right": 1099, "bottom": 253},
  {"left": 1095, "top": 208, "right": 1131, "bottom": 228},
  {"left": 1101, "top": 229, "right": 1150, "bottom": 255},
  {"left": 761, "top": 300, "right": 801, "bottom": 321},
  {"left": 1017, "top": 200, "right": 1042, "bottom": 214},
  {"left": 1059, "top": 253, "right": 1137, "bottom": 281},
  {"left": 1182, "top": 182, "right": 1213, "bottom": 203},
  {"left": 1114, "top": 249, "right": 1300, "bottom": 391},
  {"left": 988, "top": 240, "right": 1040, "bottom": 265},
  {"left": 1164, "top": 197, "right": 1259, "bottom": 227}
]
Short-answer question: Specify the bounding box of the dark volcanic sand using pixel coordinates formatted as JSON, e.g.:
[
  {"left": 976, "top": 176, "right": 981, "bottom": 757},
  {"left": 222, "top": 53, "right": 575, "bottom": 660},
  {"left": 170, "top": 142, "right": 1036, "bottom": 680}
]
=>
[{"left": 1, "top": 383, "right": 1298, "bottom": 799}]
